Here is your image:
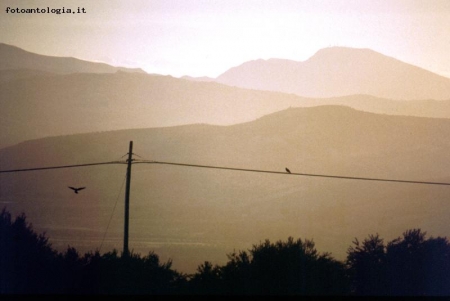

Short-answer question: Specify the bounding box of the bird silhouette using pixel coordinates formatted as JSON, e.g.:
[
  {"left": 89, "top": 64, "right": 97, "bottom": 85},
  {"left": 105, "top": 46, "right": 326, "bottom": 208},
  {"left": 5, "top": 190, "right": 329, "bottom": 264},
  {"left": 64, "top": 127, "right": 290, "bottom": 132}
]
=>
[
  {"left": 285, "top": 168, "right": 291, "bottom": 174},
  {"left": 68, "top": 186, "right": 86, "bottom": 194}
]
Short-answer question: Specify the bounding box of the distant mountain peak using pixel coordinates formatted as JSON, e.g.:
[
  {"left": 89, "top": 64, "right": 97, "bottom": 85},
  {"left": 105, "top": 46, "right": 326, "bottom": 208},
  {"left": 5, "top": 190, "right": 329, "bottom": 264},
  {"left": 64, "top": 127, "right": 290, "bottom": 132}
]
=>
[
  {"left": 313, "top": 46, "right": 373, "bottom": 54},
  {"left": 307, "top": 46, "right": 391, "bottom": 63},
  {"left": 216, "top": 46, "right": 450, "bottom": 100}
]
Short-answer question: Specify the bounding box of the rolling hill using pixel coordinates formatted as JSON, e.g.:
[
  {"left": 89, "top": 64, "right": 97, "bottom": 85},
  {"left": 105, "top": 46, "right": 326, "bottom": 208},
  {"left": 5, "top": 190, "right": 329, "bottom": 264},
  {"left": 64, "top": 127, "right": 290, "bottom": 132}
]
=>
[
  {"left": 0, "top": 71, "right": 307, "bottom": 148},
  {"left": 2, "top": 69, "right": 450, "bottom": 149},
  {"left": 2, "top": 44, "right": 450, "bottom": 150},
  {"left": 1, "top": 106, "right": 450, "bottom": 273},
  {"left": 0, "top": 43, "right": 145, "bottom": 74}
]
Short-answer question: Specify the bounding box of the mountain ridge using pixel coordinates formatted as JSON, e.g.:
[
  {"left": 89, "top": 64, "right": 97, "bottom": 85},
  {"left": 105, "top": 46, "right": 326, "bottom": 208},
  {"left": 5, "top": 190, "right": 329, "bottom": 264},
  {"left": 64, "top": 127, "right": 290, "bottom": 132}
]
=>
[
  {"left": 2, "top": 70, "right": 450, "bottom": 149},
  {"left": 0, "top": 43, "right": 146, "bottom": 74},
  {"left": 214, "top": 46, "right": 450, "bottom": 100}
]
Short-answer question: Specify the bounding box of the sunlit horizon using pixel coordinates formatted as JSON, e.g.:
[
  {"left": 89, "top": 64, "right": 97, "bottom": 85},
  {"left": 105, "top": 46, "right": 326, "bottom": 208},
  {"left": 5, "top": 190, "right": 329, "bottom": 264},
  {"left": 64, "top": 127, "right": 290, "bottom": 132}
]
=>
[{"left": 1, "top": 0, "right": 449, "bottom": 78}]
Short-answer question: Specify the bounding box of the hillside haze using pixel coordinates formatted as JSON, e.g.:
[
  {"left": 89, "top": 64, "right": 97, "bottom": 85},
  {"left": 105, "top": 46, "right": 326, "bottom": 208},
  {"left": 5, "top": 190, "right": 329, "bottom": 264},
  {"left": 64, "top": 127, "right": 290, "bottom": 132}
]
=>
[
  {"left": 0, "top": 43, "right": 145, "bottom": 74},
  {"left": 2, "top": 69, "right": 450, "bottom": 149},
  {"left": 215, "top": 47, "right": 450, "bottom": 100},
  {"left": 2, "top": 44, "right": 450, "bottom": 149},
  {"left": 0, "top": 71, "right": 309, "bottom": 148},
  {"left": 1, "top": 106, "right": 450, "bottom": 273}
]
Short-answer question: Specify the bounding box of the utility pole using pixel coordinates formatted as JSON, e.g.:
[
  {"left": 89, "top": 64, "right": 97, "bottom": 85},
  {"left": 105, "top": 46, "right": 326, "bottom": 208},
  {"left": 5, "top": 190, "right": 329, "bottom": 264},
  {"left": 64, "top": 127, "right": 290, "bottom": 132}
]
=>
[{"left": 123, "top": 141, "right": 133, "bottom": 257}]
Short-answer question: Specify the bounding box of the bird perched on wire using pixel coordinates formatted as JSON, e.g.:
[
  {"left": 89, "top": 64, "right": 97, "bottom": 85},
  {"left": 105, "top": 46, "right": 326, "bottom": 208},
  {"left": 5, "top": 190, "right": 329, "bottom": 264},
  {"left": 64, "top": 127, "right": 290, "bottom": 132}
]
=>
[
  {"left": 68, "top": 186, "right": 86, "bottom": 194},
  {"left": 285, "top": 168, "right": 291, "bottom": 174}
]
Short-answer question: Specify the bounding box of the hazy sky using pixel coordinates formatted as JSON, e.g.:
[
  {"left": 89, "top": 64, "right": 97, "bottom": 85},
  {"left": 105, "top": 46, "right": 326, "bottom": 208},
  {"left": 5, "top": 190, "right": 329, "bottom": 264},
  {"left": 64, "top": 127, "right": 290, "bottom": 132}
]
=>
[{"left": 1, "top": 0, "right": 449, "bottom": 78}]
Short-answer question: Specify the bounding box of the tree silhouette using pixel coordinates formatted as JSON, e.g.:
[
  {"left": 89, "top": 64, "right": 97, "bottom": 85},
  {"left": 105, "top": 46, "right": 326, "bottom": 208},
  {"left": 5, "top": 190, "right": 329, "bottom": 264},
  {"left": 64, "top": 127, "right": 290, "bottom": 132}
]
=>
[
  {"left": 347, "top": 229, "right": 450, "bottom": 296},
  {"left": 0, "top": 208, "right": 187, "bottom": 294},
  {"left": 78, "top": 249, "right": 187, "bottom": 294},
  {"left": 189, "top": 237, "right": 350, "bottom": 295},
  {"left": 59, "top": 246, "right": 83, "bottom": 294},
  {"left": 220, "top": 250, "right": 253, "bottom": 294},
  {"left": 247, "top": 237, "right": 349, "bottom": 295},
  {"left": 386, "top": 229, "right": 450, "bottom": 296},
  {"left": 346, "top": 234, "right": 387, "bottom": 295},
  {"left": 188, "top": 261, "right": 224, "bottom": 294},
  {"left": 0, "top": 208, "right": 63, "bottom": 294},
  {"left": 3, "top": 206, "right": 450, "bottom": 296}
]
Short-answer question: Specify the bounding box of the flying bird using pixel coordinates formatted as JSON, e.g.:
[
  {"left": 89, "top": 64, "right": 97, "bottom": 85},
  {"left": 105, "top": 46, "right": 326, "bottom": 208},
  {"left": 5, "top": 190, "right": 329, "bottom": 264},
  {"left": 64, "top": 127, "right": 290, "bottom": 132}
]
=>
[
  {"left": 68, "top": 186, "right": 86, "bottom": 194},
  {"left": 285, "top": 168, "right": 291, "bottom": 174}
]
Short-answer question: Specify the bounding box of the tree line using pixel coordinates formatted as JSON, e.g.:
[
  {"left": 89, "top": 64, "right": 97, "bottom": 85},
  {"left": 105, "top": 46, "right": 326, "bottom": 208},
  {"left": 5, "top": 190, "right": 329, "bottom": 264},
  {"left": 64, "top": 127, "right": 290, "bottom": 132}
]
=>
[{"left": 1, "top": 208, "right": 450, "bottom": 295}]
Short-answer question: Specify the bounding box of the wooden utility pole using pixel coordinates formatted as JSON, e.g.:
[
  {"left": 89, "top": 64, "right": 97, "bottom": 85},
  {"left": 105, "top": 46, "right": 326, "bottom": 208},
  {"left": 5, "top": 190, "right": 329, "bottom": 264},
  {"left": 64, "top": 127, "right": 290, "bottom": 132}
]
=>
[{"left": 123, "top": 141, "right": 133, "bottom": 257}]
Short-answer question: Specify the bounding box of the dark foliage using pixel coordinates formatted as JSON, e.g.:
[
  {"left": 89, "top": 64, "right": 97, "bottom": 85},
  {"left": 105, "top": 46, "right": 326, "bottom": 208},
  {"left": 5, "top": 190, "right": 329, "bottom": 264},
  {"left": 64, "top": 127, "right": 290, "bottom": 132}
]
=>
[
  {"left": 0, "top": 208, "right": 187, "bottom": 295},
  {"left": 0, "top": 208, "right": 63, "bottom": 294},
  {"left": 346, "top": 234, "right": 387, "bottom": 295},
  {"left": 76, "top": 249, "right": 188, "bottom": 294},
  {"left": 347, "top": 229, "right": 450, "bottom": 296},
  {"left": 2, "top": 208, "right": 450, "bottom": 296},
  {"left": 188, "top": 237, "right": 351, "bottom": 295}
]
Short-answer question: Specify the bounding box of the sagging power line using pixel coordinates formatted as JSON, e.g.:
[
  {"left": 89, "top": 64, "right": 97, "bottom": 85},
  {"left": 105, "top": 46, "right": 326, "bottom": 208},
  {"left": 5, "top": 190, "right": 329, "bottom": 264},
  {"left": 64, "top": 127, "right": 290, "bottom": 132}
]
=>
[
  {"left": 1, "top": 157, "right": 450, "bottom": 187},
  {"left": 2, "top": 141, "right": 450, "bottom": 255},
  {"left": 134, "top": 160, "right": 450, "bottom": 186},
  {"left": 0, "top": 161, "right": 125, "bottom": 173}
]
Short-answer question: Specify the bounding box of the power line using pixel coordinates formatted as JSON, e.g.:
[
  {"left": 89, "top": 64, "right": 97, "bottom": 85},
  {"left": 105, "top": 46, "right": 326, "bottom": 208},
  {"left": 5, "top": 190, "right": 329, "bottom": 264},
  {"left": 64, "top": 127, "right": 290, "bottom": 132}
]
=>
[
  {"left": 0, "top": 161, "right": 126, "bottom": 173},
  {"left": 99, "top": 174, "right": 127, "bottom": 253},
  {"left": 1, "top": 158, "right": 449, "bottom": 186},
  {"left": 135, "top": 160, "right": 450, "bottom": 186}
]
